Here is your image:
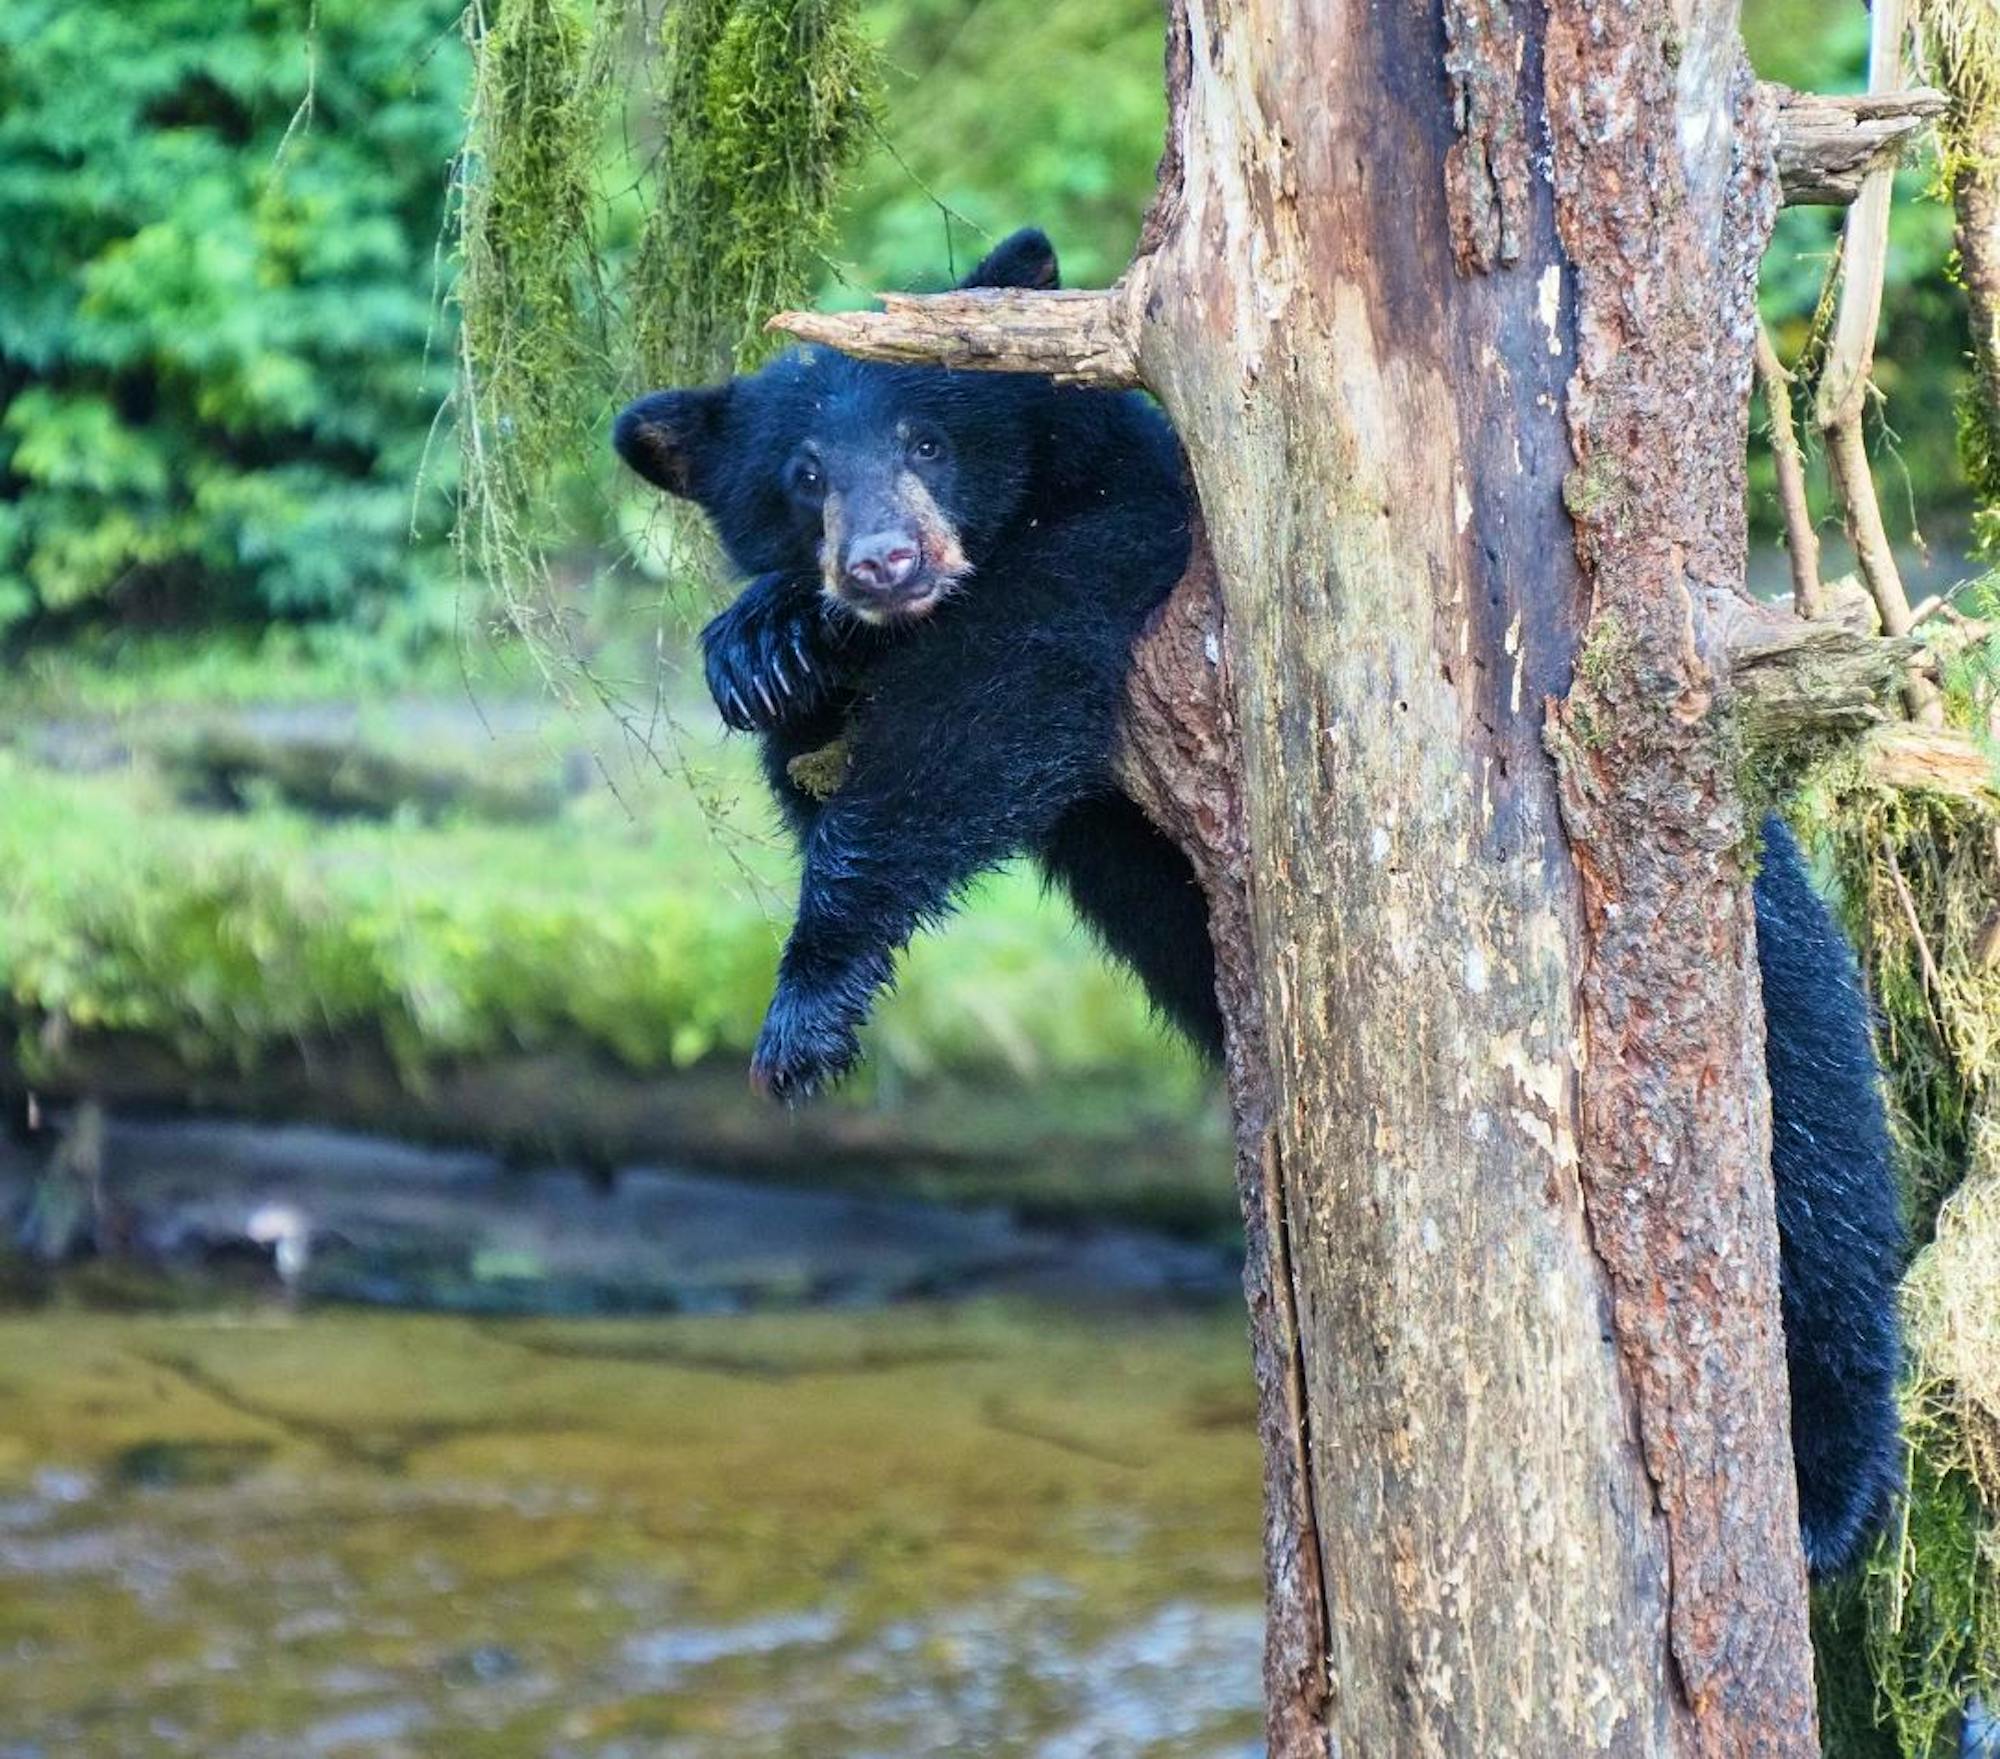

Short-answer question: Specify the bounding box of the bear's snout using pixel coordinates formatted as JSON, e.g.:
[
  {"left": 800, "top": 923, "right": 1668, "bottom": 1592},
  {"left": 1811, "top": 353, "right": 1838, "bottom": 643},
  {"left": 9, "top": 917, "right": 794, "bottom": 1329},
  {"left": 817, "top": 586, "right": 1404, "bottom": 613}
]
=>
[{"left": 843, "top": 530, "right": 922, "bottom": 596}]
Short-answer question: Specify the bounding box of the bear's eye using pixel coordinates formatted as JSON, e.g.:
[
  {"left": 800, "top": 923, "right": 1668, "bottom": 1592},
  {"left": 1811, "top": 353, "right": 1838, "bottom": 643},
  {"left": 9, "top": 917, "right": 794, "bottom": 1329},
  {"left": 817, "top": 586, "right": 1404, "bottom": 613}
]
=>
[
  {"left": 791, "top": 461, "right": 823, "bottom": 496},
  {"left": 910, "top": 436, "right": 943, "bottom": 463}
]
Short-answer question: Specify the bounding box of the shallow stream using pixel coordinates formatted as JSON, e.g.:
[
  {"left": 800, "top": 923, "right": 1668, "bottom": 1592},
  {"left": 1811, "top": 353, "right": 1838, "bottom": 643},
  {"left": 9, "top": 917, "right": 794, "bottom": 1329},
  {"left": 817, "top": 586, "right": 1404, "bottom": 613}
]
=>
[{"left": 0, "top": 1127, "right": 1263, "bottom": 1758}]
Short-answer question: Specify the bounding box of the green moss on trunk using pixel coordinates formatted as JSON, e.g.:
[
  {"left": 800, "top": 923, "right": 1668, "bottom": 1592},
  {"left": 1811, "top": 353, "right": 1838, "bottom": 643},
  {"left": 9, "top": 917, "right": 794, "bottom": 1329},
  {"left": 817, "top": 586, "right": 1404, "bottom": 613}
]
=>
[{"left": 1795, "top": 769, "right": 2000, "bottom": 1756}]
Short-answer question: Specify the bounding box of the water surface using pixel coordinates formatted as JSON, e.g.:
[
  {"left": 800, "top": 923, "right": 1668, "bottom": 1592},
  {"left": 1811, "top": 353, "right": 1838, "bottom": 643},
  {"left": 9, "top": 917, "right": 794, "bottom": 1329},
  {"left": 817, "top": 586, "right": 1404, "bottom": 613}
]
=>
[{"left": 0, "top": 1298, "right": 1262, "bottom": 1756}]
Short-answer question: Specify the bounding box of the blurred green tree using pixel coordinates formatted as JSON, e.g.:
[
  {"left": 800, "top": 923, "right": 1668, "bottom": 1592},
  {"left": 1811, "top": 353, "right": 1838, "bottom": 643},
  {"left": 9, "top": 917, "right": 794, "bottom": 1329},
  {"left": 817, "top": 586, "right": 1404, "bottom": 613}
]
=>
[
  {"left": 0, "top": 0, "right": 466, "bottom": 639},
  {"left": 833, "top": 0, "right": 1167, "bottom": 293}
]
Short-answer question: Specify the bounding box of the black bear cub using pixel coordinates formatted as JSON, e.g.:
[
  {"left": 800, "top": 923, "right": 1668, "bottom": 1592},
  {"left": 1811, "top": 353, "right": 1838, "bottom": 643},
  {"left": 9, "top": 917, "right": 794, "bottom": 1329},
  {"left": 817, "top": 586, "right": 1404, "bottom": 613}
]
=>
[{"left": 615, "top": 227, "right": 1902, "bottom": 1575}]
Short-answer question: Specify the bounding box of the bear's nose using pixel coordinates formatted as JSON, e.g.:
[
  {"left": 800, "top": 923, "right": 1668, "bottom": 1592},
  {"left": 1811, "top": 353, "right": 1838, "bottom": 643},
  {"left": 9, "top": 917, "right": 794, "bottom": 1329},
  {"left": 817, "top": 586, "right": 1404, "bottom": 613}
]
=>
[{"left": 844, "top": 533, "right": 921, "bottom": 595}]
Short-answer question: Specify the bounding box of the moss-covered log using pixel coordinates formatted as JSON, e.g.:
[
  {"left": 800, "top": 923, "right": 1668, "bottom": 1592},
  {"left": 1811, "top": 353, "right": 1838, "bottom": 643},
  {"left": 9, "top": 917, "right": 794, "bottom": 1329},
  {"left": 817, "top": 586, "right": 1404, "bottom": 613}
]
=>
[
  {"left": 156, "top": 725, "right": 566, "bottom": 824},
  {"left": 1, "top": 1026, "right": 1234, "bottom": 1239}
]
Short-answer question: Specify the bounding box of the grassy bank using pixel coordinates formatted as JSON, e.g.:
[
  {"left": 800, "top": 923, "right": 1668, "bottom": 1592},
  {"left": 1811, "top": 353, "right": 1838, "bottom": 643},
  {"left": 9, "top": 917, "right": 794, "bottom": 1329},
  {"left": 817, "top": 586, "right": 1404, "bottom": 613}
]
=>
[{"left": 0, "top": 649, "right": 1208, "bottom": 1114}]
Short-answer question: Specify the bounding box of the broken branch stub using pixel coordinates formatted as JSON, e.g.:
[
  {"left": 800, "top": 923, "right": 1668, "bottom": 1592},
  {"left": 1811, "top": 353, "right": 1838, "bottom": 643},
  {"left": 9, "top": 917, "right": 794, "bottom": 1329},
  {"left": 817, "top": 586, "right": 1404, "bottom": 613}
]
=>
[
  {"left": 1720, "top": 604, "right": 1924, "bottom": 749},
  {"left": 1771, "top": 84, "right": 1949, "bottom": 206},
  {"left": 768, "top": 287, "right": 1142, "bottom": 388}
]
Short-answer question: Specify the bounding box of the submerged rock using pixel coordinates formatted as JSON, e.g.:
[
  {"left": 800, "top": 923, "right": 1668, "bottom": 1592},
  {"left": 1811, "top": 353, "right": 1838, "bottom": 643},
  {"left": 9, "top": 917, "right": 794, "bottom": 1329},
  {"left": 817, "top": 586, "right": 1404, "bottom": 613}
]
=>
[{"left": 2, "top": 1114, "right": 1237, "bottom": 1317}]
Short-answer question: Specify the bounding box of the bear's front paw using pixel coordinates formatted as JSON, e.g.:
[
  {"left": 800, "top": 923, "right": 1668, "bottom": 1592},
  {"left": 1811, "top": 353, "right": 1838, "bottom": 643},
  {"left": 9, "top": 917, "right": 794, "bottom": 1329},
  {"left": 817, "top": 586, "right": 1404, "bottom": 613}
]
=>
[
  {"left": 701, "top": 590, "right": 837, "bottom": 734},
  {"left": 749, "top": 986, "right": 863, "bottom": 1103}
]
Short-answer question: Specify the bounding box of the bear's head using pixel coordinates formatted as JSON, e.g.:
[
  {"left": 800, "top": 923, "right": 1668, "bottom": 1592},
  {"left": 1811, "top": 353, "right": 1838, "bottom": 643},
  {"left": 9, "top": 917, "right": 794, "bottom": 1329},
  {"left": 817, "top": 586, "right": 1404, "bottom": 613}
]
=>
[{"left": 615, "top": 229, "right": 1060, "bottom": 626}]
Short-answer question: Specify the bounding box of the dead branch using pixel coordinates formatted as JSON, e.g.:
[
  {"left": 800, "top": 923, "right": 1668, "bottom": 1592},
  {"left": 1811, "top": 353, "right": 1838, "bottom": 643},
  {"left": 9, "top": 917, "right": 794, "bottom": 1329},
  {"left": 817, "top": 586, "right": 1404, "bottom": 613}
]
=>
[
  {"left": 1862, "top": 723, "right": 1999, "bottom": 797},
  {"left": 1813, "top": 0, "right": 1944, "bottom": 721},
  {"left": 1771, "top": 84, "right": 1949, "bottom": 205},
  {"left": 1754, "top": 324, "right": 1826, "bottom": 617},
  {"left": 769, "top": 286, "right": 1142, "bottom": 388}
]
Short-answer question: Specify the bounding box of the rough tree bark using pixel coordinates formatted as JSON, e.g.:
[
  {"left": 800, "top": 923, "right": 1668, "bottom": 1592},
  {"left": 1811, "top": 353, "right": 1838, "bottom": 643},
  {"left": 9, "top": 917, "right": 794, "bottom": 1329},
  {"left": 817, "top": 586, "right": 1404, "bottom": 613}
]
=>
[
  {"left": 781, "top": 1, "right": 1828, "bottom": 1752},
  {"left": 1932, "top": 0, "right": 2000, "bottom": 476},
  {"left": 1960, "top": 129, "right": 2000, "bottom": 466}
]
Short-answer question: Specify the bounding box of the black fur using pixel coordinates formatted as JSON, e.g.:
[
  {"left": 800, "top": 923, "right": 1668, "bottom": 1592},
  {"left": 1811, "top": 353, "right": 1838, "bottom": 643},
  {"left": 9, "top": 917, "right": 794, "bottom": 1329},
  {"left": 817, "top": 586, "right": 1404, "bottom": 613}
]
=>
[
  {"left": 616, "top": 226, "right": 1902, "bottom": 1576},
  {"left": 616, "top": 229, "right": 1211, "bottom": 1094},
  {"left": 1755, "top": 814, "right": 1906, "bottom": 1575}
]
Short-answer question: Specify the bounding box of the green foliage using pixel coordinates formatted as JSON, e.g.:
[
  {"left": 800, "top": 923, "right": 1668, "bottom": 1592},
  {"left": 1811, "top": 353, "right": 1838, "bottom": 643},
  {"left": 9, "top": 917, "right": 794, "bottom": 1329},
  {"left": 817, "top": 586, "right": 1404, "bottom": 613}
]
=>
[
  {"left": 0, "top": 750, "right": 772, "bottom": 1074},
  {"left": 0, "top": 626, "right": 481, "bottom": 716},
  {"left": 0, "top": 0, "right": 468, "bottom": 638}
]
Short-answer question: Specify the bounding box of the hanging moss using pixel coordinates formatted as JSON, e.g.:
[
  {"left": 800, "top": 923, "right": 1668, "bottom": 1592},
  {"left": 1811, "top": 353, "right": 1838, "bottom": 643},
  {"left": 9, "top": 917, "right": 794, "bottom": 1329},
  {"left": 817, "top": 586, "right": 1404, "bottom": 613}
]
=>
[
  {"left": 457, "top": 0, "right": 605, "bottom": 472},
  {"left": 452, "top": 0, "right": 626, "bottom": 645},
  {"left": 450, "top": 0, "right": 880, "bottom": 669},
  {"left": 633, "top": 0, "right": 880, "bottom": 386},
  {"left": 1796, "top": 762, "right": 2000, "bottom": 1757},
  {"left": 1918, "top": 0, "right": 2000, "bottom": 193}
]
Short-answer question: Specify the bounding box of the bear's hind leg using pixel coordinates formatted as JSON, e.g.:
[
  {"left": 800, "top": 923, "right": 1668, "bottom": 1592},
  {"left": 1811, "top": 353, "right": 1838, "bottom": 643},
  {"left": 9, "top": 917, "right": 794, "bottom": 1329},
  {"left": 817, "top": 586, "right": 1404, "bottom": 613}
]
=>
[
  {"left": 1037, "top": 794, "right": 1223, "bottom": 1060},
  {"left": 1756, "top": 814, "right": 1905, "bottom": 1575}
]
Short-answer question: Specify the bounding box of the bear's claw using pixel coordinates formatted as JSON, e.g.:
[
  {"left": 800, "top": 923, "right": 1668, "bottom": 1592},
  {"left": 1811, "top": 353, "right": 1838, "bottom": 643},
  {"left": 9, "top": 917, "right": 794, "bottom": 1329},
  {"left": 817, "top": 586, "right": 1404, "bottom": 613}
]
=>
[
  {"left": 701, "top": 587, "right": 834, "bottom": 734},
  {"left": 749, "top": 986, "right": 862, "bottom": 1103}
]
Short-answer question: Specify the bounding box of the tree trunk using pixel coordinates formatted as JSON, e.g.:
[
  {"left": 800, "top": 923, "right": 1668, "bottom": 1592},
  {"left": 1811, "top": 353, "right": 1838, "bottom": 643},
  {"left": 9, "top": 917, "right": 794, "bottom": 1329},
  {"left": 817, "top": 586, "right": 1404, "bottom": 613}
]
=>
[
  {"left": 1138, "top": 0, "right": 1813, "bottom": 1745},
  {"left": 781, "top": 0, "right": 1819, "bottom": 1750}
]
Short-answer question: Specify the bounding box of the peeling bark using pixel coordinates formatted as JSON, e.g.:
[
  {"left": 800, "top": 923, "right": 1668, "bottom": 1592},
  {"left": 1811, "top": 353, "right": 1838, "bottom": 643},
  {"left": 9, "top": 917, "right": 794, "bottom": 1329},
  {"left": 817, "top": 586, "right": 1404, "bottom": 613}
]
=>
[{"left": 1443, "top": 0, "right": 1531, "bottom": 272}]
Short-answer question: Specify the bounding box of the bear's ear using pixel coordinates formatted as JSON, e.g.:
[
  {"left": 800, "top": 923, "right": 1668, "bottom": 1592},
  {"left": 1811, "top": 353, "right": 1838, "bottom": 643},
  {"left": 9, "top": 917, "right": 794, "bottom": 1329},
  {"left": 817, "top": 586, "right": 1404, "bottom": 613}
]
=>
[
  {"left": 613, "top": 387, "right": 729, "bottom": 498},
  {"left": 958, "top": 228, "right": 1060, "bottom": 292}
]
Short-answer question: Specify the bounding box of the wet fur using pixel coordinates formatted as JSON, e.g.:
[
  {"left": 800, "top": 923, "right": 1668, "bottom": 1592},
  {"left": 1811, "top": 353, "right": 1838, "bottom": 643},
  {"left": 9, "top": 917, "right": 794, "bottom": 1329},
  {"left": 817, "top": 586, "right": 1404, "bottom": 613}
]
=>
[
  {"left": 1756, "top": 815, "right": 1906, "bottom": 1574},
  {"left": 617, "top": 227, "right": 1902, "bottom": 1577}
]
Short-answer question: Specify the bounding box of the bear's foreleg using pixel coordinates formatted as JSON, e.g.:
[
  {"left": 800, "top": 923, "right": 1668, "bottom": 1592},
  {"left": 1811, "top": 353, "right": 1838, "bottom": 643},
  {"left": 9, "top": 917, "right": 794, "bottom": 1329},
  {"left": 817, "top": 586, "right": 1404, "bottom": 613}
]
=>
[
  {"left": 700, "top": 570, "right": 875, "bottom": 733},
  {"left": 750, "top": 615, "right": 1127, "bottom": 1098}
]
